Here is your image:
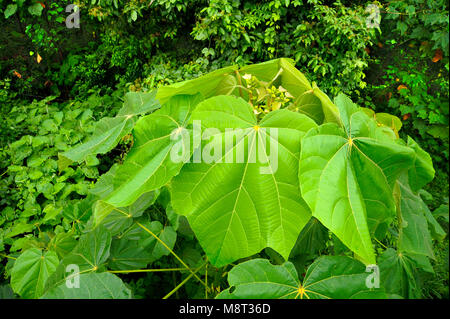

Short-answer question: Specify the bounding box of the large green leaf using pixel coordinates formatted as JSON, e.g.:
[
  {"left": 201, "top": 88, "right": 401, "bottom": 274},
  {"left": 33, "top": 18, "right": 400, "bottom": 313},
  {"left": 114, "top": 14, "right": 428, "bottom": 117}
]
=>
[
  {"left": 171, "top": 95, "right": 316, "bottom": 266},
  {"left": 44, "top": 226, "right": 111, "bottom": 291},
  {"left": 102, "top": 94, "right": 202, "bottom": 209},
  {"left": 59, "top": 91, "right": 160, "bottom": 168},
  {"left": 41, "top": 273, "right": 132, "bottom": 299},
  {"left": 11, "top": 248, "right": 59, "bottom": 298},
  {"left": 89, "top": 164, "right": 118, "bottom": 198},
  {"left": 108, "top": 239, "right": 153, "bottom": 270},
  {"left": 72, "top": 225, "right": 112, "bottom": 267},
  {"left": 276, "top": 59, "right": 339, "bottom": 124},
  {"left": 361, "top": 107, "right": 403, "bottom": 138},
  {"left": 299, "top": 94, "right": 416, "bottom": 265},
  {"left": 62, "top": 194, "right": 95, "bottom": 224},
  {"left": 378, "top": 248, "right": 428, "bottom": 299},
  {"left": 406, "top": 136, "right": 435, "bottom": 192},
  {"left": 397, "top": 177, "right": 435, "bottom": 259},
  {"left": 217, "top": 257, "right": 385, "bottom": 299}
]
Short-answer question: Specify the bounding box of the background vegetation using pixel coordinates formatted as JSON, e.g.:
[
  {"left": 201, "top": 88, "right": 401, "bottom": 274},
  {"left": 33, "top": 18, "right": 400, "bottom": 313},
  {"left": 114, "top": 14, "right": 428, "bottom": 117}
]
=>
[{"left": 0, "top": 0, "right": 448, "bottom": 299}]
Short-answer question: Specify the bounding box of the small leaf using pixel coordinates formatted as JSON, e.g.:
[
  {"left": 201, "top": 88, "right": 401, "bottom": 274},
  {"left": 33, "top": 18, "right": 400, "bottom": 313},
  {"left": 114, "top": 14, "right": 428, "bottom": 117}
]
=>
[
  {"left": 5, "top": 223, "right": 34, "bottom": 239},
  {"left": 432, "top": 49, "right": 443, "bottom": 62},
  {"left": 397, "top": 84, "right": 408, "bottom": 91},
  {"left": 172, "top": 95, "right": 316, "bottom": 266},
  {"left": 130, "top": 10, "right": 137, "bottom": 21},
  {"left": 28, "top": 3, "right": 44, "bottom": 16},
  {"left": 13, "top": 70, "right": 22, "bottom": 79},
  {"left": 4, "top": 4, "right": 17, "bottom": 19}
]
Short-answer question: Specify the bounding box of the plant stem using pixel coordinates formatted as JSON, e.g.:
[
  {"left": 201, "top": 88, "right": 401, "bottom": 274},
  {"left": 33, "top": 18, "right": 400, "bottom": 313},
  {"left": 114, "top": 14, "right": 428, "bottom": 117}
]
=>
[
  {"left": 136, "top": 222, "right": 207, "bottom": 288},
  {"left": 108, "top": 268, "right": 187, "bottom": 274},
  {"left": 374, "top": 237, "right": 387, "bottom": 249},
  {"left": 0, "top": 253, "right": 16, "bottom": 260},
  {"left": 235, "top": 70, "right": 243, "bottom": 98},
  {"left": 205, "top": 263, "right": 208, "bottom": 299},
  {"left": 97, "top": 205, "right": 207, "bottom": 287},
  {"left": 163, "top": 262, "right": 205, "bottom": 299}
]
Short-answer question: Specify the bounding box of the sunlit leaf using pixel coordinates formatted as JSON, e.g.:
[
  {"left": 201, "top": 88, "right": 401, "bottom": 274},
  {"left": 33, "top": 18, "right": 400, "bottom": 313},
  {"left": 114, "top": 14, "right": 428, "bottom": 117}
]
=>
[
  {"left": 299, "top": 94, "right": 416, "bottom": 264},
  {"left": 103, "top": 94, "right": 202, "bottom": 209},
  {"left": 171, "top": 95, "right": 316, "bottom": 266},
  {"left": 217, "top": 257, "right": 386, "bottom": 299}
]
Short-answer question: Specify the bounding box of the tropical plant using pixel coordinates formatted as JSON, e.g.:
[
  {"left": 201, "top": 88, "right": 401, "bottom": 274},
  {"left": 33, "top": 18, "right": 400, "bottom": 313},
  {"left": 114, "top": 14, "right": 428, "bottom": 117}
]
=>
[{"left": 1, "top": 58, "right": 446, "bottom": 299}]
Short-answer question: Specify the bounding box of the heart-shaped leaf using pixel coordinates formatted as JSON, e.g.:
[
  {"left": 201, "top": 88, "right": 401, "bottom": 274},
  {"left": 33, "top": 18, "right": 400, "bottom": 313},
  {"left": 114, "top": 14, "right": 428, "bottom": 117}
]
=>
[
  {"left": 217, "top": 256, "right": 386, "bottom": 299},
  {"left": 11, "top": 248, "right": 59, "bottom": 298},
  {"left": 44, "top": 226, "right": 111, "bottom": 291},
  {"left": 299, "top": 94, "right": 416, "bottom": 264},
  {"left": 378, "top": 248, "right": 428, "bottom": 299},
  {"left": 103, "top": 94, "right": 202, "bottom": 209},
  {"left": 397, "top": 176, "right": 436, "bottom": 258},
  {"left": 171, "top": 95, "right": 316, "bottom": 266}
]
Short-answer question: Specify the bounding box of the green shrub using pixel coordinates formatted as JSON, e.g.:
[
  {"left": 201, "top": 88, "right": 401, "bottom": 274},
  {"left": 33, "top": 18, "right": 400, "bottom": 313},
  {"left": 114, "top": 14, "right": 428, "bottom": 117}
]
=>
[
  {"left": 0, "top": 91, "right": 123, "bottom": 259},
  {"left": 192, "top": 0, "right": 377, "bottom": 95},
  {"left": 2, "top": 0, "right": 377, "bottom": 98},
  {"left": 359, "top": 0, "right": 449, "bottom": 171}
]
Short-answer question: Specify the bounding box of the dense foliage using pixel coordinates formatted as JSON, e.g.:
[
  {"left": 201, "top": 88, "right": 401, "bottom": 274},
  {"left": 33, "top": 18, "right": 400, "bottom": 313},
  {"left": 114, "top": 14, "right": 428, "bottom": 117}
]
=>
[{"left": 0, "top": 0, "right": 448, "bottom": 299}]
